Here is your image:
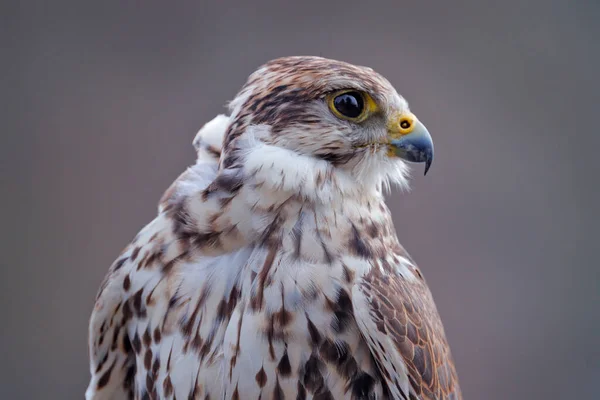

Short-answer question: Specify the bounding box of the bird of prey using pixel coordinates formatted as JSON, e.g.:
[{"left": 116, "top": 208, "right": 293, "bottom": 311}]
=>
[{"left": 86, "top": 56, "right": 461, "bottom": 400}]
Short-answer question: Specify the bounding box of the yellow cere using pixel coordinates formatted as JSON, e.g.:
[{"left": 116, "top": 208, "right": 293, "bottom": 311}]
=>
[{"left": 387, "top": 112, "right": 417, "bottom": 140}]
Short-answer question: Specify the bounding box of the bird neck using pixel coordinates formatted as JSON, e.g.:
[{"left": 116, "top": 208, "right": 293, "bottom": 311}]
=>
[{"left": 159, "top": 153, "right": 397, "bottom": 264}]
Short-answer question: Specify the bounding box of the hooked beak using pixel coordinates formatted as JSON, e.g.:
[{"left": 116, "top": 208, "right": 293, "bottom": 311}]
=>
[{"left": 387, "top": 113, "right": 434, "bottom": 175}]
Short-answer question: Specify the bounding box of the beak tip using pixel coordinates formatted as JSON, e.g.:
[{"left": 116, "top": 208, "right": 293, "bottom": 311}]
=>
[{"left": 423, "top": 154, "right": 433, "bottom": 175}]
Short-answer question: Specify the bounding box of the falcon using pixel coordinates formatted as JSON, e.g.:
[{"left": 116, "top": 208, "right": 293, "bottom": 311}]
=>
[{"left": 86, "top": 56, "right": 462, "bottom": 400}]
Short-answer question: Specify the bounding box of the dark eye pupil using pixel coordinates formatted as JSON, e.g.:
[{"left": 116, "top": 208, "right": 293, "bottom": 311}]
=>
[{"left": 333, "top": 92, "right": 364, "bottom": 119}]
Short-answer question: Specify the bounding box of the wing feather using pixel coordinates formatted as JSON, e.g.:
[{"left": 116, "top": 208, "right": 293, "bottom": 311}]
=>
[
  {"left": 353, "top": 261, "right": 462, "bottom": 400},
  {"left": 86, "top": 251, "right": 137, "bottom": 400}
]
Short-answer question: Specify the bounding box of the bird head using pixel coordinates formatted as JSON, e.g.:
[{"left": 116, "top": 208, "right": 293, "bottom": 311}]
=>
[{"left": 220, "top": 56, "right": 433, "bottom": 202}]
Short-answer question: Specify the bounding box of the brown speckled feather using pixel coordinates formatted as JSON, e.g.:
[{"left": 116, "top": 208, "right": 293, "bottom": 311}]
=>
[{"left": 356, "top": 261, "right": 462, "bottom": 399}]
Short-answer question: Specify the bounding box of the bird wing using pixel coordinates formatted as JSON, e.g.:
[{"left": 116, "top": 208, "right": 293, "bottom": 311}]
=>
[
  {"left": 86, "top": 115, "right": 231, "bottom": 400},
  {"left": 86, "top": 253, "right": 137, "bottom": 400},
  {"left": 352, "top": 258, "right": 462, "bottom": 400}
]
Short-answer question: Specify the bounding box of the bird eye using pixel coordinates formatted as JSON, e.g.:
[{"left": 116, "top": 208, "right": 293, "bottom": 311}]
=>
[
  {"left": 327, "top": 90, "right": 372, "bottom": 122},
  {"left": 333, "top": 92, "right": 364, "bottom": 118}
]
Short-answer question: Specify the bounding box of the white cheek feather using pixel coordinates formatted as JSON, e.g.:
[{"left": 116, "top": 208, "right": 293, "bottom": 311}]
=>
[
  {"left": 239, "top": 126, "right": 364, "bottom": 203},
  {"left": 237, "top": 124, "right": 411, "bottom": 203},
  {"left": 353, "top": 148, "right": 412, "bottom": 194}
]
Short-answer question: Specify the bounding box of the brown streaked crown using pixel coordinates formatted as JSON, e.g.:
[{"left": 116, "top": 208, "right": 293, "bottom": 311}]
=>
[{"left": 223, "top": 56, "right": 396, "bottom": 152}]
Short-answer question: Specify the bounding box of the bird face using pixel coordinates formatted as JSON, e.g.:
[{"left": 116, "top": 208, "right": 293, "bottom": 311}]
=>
[
  {"left": 224, "top": 56, "right": 433, "bottom": 194},
  {"left": 324, "top": 88, "right": 434, "bottom": 175}
]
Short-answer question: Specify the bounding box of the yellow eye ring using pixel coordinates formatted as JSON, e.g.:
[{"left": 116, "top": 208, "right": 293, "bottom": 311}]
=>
[{"left": 327, "top": 90, "right": 378, "bottom": 123}]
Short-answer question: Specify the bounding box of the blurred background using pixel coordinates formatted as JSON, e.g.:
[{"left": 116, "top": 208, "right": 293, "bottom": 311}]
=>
[{"left": 2, "top": 1, "right": 599, "bottom": 399}]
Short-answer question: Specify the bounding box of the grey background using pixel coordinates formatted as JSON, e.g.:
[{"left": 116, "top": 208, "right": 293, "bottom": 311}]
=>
[{"left": 2, "top": 1, "right": 599, "bottom": 399}]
